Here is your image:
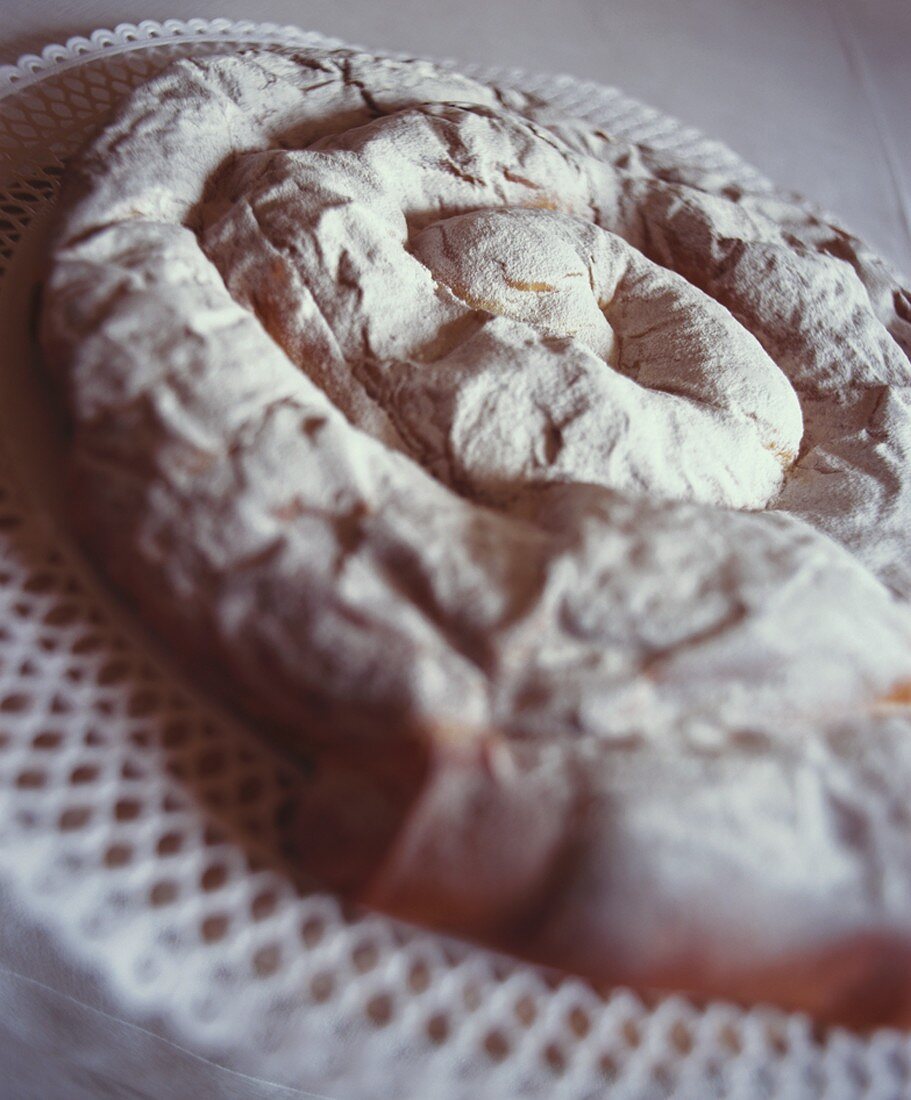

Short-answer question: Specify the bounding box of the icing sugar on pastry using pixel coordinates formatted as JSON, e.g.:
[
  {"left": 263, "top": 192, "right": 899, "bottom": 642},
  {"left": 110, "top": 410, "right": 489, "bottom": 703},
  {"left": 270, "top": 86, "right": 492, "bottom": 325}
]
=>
[
  {"left": 201, "top": 99, "right": 802, "bottom": 509},
  {"left": 41, "top": 48, "right": 911, "bottom": 1024}
]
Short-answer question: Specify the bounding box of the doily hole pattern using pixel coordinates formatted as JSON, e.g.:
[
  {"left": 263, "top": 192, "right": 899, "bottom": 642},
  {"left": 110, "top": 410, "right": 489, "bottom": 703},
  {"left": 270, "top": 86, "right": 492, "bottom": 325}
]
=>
[{"left": 0, "top": 20, "right": 909, "bottom": 1099}]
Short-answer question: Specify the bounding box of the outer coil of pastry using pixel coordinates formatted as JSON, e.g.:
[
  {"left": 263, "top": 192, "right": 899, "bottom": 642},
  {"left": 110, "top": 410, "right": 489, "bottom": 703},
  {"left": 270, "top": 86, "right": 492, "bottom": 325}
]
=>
[{"left": 41, "top": 48, "right": 911, "bottom": 1026}]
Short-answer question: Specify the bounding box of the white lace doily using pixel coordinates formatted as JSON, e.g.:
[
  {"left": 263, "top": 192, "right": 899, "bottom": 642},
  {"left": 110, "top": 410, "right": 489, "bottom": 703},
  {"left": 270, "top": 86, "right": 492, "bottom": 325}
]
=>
[{"left": 0, "top": 19, "right": 908, "bottom": 1100}]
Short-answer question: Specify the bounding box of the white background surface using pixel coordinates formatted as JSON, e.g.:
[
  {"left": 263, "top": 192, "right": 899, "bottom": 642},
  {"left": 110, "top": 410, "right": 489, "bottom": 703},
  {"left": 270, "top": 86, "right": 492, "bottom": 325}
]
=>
[
  {"left": 0, "top": 0, "right": 909, "bottom": 277},
  {"left": 0, "top": 7, "right": 910, "bottom": 1098}
]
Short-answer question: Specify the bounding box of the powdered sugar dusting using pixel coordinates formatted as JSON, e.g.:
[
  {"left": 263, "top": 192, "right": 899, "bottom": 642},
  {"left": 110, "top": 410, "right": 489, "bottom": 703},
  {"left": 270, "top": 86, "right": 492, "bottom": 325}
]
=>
[{"left": 39, "top": 47, "right": 911, "bottom": 1023}]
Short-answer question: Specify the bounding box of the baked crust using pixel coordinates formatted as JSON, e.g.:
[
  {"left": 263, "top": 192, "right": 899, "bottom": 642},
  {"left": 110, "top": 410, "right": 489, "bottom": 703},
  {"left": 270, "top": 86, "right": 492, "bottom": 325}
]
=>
[{"left": 40, "top": 48, "right": 911, "bottom": 1024}]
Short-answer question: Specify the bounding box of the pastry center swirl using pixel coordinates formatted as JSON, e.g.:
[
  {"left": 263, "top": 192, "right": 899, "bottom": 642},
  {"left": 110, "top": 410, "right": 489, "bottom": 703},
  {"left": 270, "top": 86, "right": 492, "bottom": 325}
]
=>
[{"left": 200, "top": 105, "right": 802, "bottom": 510}]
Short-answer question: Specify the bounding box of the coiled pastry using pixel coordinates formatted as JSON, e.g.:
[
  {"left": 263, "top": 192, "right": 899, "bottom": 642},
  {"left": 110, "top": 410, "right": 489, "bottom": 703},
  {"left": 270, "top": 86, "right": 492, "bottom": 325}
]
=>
[{"left": 41, "top": 49, "right": 911, "bottom": 1025}]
